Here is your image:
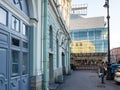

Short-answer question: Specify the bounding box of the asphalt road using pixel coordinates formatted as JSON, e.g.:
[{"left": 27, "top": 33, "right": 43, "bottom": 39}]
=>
[{"left": 56, "top": 71, "right": 120, "bottom": 90}]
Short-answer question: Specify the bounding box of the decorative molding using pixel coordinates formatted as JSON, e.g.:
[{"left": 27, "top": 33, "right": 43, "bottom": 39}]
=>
[
  {"left": 30, "top": 18, "right": 38, "bottom": 24},
  {"left": 0, "top": 74, "right": 5, "bottom": 89}
]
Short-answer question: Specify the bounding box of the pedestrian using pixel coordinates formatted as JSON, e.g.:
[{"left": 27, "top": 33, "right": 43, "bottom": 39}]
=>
[{"left": 98, "top": 62, "right": 106, "bottom": 84}]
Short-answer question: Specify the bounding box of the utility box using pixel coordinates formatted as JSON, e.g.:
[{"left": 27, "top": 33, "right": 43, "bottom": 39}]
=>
[{"left": 57, "top": 75, "right": 63, "bottom": 83}]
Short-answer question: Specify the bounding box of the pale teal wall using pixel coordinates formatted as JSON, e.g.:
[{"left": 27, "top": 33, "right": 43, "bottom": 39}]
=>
[
  {"left": 29, "top": 25, "right": 37, "bottom": 76},
  {"left": 29, "top": 0, "right": 43, "bottom": 76},
  {"left": 29, "top": 0, "right": 43, "bottom": 89},
  {"left": 48, "top": 8, "right": 59, "bottom": 70},
  {"left": 47, "top": 0, "right": 70, "bottom": 77}
]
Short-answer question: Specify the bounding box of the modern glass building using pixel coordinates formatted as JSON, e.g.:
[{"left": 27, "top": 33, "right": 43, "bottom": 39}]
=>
[
  {"left": 70, "top": 16, "right": 108, "bottom": 69},
  {"left": 70, "top": 16, "right": 108, "bottom": 54},
  {"left": 70, "top": 27, "right": 108, "bottom": 53}
]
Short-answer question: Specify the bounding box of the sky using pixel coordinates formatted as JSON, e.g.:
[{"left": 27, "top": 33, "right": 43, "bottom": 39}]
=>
[{"left": 72, "top": 0, "right": 120, "bottom": 49}]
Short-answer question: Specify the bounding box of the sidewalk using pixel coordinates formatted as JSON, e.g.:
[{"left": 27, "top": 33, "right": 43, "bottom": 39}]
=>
[
  {"left": 49, "top": 73, "right": 72, "bottom": 90},
  {"left": 56, "top": 71, "right": 120, "bottom": 90}
]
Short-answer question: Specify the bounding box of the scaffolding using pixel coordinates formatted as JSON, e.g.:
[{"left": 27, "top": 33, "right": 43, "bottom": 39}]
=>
[{"left": 71, "top": 4, "right": 88, "bottom": 15}]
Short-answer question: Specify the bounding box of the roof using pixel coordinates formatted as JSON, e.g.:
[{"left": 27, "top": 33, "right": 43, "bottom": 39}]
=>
[
  {"left": 70, "top": 16, "right": 105, "bottom": 30},
  {"left": 70, "top": 14, "right": 84, "bottom": 20}
]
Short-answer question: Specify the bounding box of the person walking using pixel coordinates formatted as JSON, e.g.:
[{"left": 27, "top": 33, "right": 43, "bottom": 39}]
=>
[{"left": 98, "top": 62, "right": 106, "bottom": 84}]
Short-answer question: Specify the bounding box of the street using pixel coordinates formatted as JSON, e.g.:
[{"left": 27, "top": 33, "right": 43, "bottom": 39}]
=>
[{"left": 56, "top": 71, "right": 120, "bottom": 90}]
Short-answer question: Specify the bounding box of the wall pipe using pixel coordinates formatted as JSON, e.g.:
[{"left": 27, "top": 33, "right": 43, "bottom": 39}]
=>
[
  {"left": 68, "top": 39, "right": 71, "bottom": 74},
  {"left": 43, "top": 0, "right": 49, "bottom": 89}
]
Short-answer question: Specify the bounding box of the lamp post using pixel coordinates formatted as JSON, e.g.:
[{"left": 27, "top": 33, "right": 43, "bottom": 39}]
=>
[{"left": 103, "top": 0, "right": 111, "bottom": 79}]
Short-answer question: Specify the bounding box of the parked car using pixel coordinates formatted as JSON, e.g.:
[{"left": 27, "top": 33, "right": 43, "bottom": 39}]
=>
[
  {"left": 110, "top": 64, "right": 120, "bottom": 79},
  {"left": 114, "top": 66, "right": 120, "bottom": 83}
]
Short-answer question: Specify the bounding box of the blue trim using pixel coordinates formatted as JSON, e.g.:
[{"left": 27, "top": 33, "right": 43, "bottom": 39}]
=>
[{"left": 0, "top": 7, "right": 30, "bottom": 90}]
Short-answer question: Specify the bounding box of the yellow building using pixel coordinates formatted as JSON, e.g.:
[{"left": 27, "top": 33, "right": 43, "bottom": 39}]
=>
[{"left": 57, "top": 0, "right": 71, "bottom": 27}]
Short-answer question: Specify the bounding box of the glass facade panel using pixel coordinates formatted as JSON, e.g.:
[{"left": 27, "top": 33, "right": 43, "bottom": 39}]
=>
[
  {"left": 0, "top": 7, "right": 7, "bottom": 25},
  {"left": 95, "top": 40, "right": 102, "bottom": 52},
  {"left": 104, "top": 40, "right": 108, "bottom": 52},
  {"left": 103, "top": 31, "right": 108, "bottom": 40},
  {"left": 89, "top": 31, "right": 95, "bottom": 40},
  {"left": 12, "top": 50, "right": 19, "bottom": 76},
  {"left": 74, "top": 31, "right": 79, "bottom": 40},
  {"left": 95, "top": 31, "right": 101, "bottom": 40},
  {"left": 70, "top": 28, "right": 108, "bottom": 53},
  {"left": 79, "top": 32, "right": 87, "bottom": 40}
]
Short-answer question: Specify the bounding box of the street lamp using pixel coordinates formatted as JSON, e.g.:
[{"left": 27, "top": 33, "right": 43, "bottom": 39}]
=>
[{"left": 103, "top": 0, "right": 111, "bottom": 79}]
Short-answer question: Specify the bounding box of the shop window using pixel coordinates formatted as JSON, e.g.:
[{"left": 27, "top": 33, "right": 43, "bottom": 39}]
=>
[
  {"left": 12, "top": 50, "right": 19, "bottom": 76},
  {"left": 22, "top": 52, "right": 28, "bottom": 75},
  {"left": 12, "top": 38, "right": 20, "bottom": 46},
  {"left": 12, "top": 16, "right": 20, "bottom": 32},
  {"left": 0, "top": 7, "right": 7, "bottom": 25}
]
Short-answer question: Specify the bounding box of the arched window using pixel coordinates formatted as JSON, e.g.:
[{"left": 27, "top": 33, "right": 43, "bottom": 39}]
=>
[{"left": 12, "top": 0, "right": 29, "bottom": 16}]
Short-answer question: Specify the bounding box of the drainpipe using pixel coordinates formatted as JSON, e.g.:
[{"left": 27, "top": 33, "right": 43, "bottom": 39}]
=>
[
  {"left": 68, "top": 2, "right": 71, "bottom": 74},
  {"left": 68, "top": 39, "right": 71, "bottom": 74},
  {"left": 43, "top": 0, "right": 49, "bottom": 90}
]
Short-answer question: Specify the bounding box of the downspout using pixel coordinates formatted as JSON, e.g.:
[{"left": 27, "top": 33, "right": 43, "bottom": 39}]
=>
[
  {"left": 68, "top": 1, "right": 71, "bottom": 74},
  {"left": 68, "top": 39, "right": 71, "bottom": 74},
  {"left": 43, "top": 0, "right": 49, "bottom": 90}
]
